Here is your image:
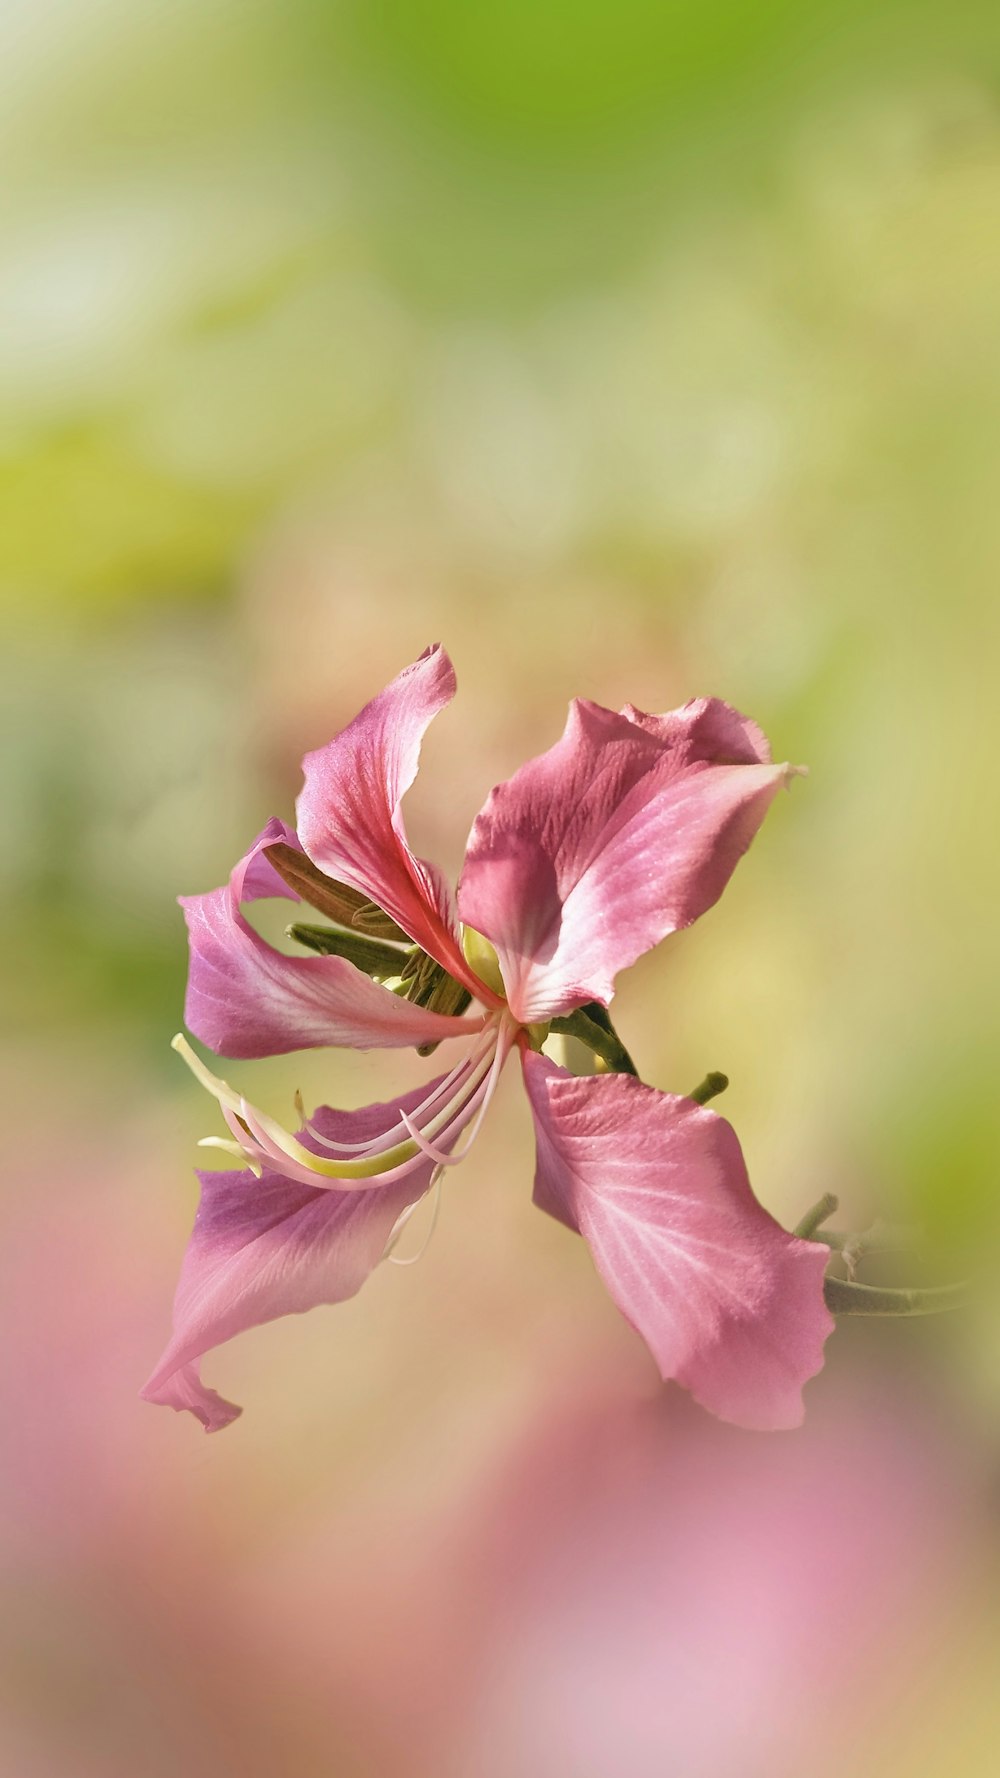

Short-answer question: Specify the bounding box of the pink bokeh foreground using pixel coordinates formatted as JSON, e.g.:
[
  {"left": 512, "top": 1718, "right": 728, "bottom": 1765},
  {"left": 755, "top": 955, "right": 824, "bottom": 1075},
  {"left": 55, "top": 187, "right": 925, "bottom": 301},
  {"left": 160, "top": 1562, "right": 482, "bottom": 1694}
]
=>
[{"left": 0, "top": 1088, "right": 982, "bottom": 1778}]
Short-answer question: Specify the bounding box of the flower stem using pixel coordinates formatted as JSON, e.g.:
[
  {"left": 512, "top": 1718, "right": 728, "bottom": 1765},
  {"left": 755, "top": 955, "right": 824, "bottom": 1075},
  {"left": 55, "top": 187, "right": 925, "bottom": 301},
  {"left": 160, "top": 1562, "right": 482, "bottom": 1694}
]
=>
[
  {"left": 688, "top": 1071, "right": 730, "bottom": 1107},
  {"left": 823, "top": 1276, "right": 968, "bottom": 1317},
  {"left": 794, "top": 1193, "right": 840, "bottom": 1239},
  {"left": 550, "top": 1006, "right": 638, "bottom": 1076},
  {"left": 794, "top": 1194, "right": 967, "bottom": 1316}
]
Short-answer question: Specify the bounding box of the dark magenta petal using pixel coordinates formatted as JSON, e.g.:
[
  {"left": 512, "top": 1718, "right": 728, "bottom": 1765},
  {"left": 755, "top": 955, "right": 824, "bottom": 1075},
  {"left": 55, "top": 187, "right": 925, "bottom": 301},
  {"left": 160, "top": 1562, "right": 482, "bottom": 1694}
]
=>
[
  {"left": 140, "top": 1080, "right": 449, "bottom": 1429},
  {"left": 181, "top": 817, "right": 483, "bottom": 1058},
  {"left": 458, "top": 696, "right": 793, "bottom": 1023},
  {"left": 296, "top": 646, "right": 491, "bottom": 1002},
  {"left": 522, "top": 1051, "right": 834, "bottom": 1431}
]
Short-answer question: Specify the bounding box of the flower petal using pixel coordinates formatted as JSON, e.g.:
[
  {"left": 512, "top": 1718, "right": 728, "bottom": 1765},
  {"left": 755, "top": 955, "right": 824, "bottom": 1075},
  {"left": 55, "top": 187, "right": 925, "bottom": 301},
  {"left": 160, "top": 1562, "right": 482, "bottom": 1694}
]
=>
[
  {"left": 459, "top": 696, "right": 793, "bottom": 1022},
  {"left": 140, "top": 1082, "right": 448, "bottom": 1429},
  {"left": 522, "top": 1051, "right": 833, "bottom": 1430},
  {"left": 182, "top": 817, "right": 483, "bottom": 1059},
  {"left": 296, "top": 645, "right": 489, "bottom": 1000}
]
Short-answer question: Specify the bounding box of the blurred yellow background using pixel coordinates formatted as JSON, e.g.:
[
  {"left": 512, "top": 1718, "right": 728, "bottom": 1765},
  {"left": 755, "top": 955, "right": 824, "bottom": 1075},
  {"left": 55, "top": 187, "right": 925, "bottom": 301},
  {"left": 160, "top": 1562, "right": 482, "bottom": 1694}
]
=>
[{"left": 2, "top": 2, "right": 999, "bottom": 1773}]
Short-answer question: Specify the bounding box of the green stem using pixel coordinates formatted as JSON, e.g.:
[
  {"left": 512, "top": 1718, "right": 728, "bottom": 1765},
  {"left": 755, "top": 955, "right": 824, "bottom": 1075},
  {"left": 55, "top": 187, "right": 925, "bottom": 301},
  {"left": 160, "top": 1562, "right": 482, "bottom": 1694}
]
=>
[
  {"left": 550, "top": 1007, "right": 638, "bottom": 1076},
  {"left": 823, "top": 1276, "right": 968, "bottom": 1317},
  {"left": 794, "top": 1193, "right": 840, "bottom": 1239},
  {"left": 688, "top": 1071, "right": 729, "bottom": 1107}
]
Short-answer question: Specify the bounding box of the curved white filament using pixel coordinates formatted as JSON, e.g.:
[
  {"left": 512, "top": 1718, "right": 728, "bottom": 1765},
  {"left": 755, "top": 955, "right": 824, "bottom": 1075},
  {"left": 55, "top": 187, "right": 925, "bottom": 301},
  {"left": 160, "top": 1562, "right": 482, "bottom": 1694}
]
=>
[
  {"left": 196, "top": 1033, "right": 499, "bottom": 1190},
  {"left": 299, "top": 1022, "right": 499, "bottom": 1156},
  {"left": 399, "top": 1019, "right": 515, "bottom": 1168},
  {"left": 385, "top": 1171, "right": 444, "bottom": 1267},
  {"left": 174, "top": 1010, "right": 517, "bottom": 1196}
]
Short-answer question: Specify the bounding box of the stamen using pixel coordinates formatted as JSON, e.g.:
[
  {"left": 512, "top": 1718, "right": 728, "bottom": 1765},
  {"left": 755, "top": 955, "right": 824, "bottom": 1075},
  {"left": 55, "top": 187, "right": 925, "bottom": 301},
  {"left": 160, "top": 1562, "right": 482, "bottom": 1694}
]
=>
[
  {"left": 299, "top": 1022, "right": 498, "bottom": 1155},
  {"left": 259, "top": 1044, "right": 496, "bottom": 1181},
  {"left": 174, "top": 1032, "right": 420, "bottom": 1185},
  {"left": 172, "top": 1034, "right": 244, "bottom": 1116},
  {"left": 232, "top": 1042, "right": 490, "bottom": 1185},
  {"left": 237, "top": 1097, "right": 418, "bottom": 1183},
  {"left": 173, "top": 1015, "right": 512, "bottom": 1193},
  {"left": 221, "top": 1105, "right": 273, "bottom": 1173},
  {"left": 385, "top": 1171, "right": 444, "bottom": 1266},
  {"left": 399, "top": 1019, "right": 514, "bottom": 1167},
  {"left": 197, "top": 1136, "right": 263, "bottom": 1177}
]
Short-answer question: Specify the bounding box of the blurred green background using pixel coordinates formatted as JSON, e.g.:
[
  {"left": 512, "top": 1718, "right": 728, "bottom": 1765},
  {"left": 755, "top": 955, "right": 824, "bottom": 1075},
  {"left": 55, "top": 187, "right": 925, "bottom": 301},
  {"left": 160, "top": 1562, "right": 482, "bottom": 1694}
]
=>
[{"left": 3, "top": 2, "right": 999, "bottom": 1773}]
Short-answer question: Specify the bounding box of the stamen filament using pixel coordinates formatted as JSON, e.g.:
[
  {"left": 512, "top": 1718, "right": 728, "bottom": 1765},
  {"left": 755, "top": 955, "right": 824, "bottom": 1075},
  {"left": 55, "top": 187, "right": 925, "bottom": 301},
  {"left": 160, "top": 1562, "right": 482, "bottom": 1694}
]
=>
[
  {"left": 300, "top": 1022, "right": 499, "bottom": 1155},
  {"left": 172, "top": 1024, "right": 506, "bottom": 1190},
  {"left": 197, "top": 1135, "right": 263, "bottom": 1177},
  {"left": 400, "top": 1019, "right": 515, "bottom": 1167},
  {"left": 385, "top": 1171, "right": 444, "bottom": 1266},
  {"left": 172, "top": 1034, "right": 244, "bottom": 1116}
]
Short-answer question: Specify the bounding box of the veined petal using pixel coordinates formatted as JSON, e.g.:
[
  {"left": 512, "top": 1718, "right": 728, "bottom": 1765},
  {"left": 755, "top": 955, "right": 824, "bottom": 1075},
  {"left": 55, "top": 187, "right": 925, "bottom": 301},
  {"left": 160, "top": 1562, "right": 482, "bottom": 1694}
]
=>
[
  {"left": 522, "top": 1051, "right": 833, "bottom": 1431},
  {"left": 295, "top": 646, "right": 493, "bottom": 1004},
  {"left": 182, "top": 817, "right": 483, "bottom": 1059},
  {"left": 140, "top": 1081, "right": 449, "bottom": 1430},
  {"left": 458, "top": 696, "right": 793, "bottom": 1023}
]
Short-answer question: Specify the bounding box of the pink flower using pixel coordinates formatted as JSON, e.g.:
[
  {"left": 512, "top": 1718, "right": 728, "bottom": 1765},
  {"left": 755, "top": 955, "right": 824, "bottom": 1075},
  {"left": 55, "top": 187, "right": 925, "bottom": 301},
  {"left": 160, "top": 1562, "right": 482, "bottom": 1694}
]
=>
[{"left": 142, "top": 645, "right": 834, "bottom": 1433}]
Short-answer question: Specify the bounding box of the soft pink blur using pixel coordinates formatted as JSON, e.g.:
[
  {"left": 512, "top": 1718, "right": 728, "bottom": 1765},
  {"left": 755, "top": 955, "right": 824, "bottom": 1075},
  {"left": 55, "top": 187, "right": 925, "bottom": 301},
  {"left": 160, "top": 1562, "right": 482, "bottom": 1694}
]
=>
[{"left": 2, "top": 1046, "right": 990, "bottom": 1777}]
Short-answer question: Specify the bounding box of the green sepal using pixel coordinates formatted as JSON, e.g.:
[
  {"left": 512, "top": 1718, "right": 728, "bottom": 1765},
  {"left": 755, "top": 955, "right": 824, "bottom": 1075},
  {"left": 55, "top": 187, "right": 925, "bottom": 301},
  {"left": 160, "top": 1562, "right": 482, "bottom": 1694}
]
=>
[
  {"left": 353, "top": 898, "right": 408, "bottom": 937},
  {"left": 423, "top": 975, "right": 472, "bottom": 1019},
  {"left": 286, "top": 922, "right": 407, "bottom": 978},
  {"left": 383, "top": 947, "right": 473, "bottom": 1055},
  {"left": 399, "top": 949, "right": 443, "bottom": 1003},
  {"left": 411, "top": 965, "right": 473, "bottom": 1055},
  {"left": 265, "top": 842, "right": 408, "bottom": 941}
]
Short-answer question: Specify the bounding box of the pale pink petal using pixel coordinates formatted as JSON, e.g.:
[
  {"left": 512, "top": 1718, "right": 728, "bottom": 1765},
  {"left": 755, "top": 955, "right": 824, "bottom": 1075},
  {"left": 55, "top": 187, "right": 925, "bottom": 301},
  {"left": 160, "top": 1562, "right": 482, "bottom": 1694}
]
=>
[
  {"left": 522, "top": 1051, "right": 833, "bottom": 1430},
  {"left": 140, "top": 1081, "right": 448, "bottom": 1430},
  {"left": 145, "top": 1360, "right": 242, "bottom": 1434},
  {"left": 296, "top": 646, "right": 491, "bottom": 1002},
  {"left": 459, "top": 696, "right": 793, "bottom": 1022},
  {"left": 238, "top": 816, "right": 303, "bottom": 903},
  {"left": 182, "top": 817, "right": 483, "bottom": 1059}
]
